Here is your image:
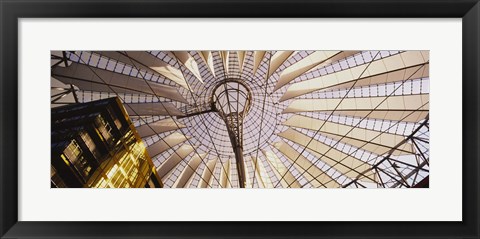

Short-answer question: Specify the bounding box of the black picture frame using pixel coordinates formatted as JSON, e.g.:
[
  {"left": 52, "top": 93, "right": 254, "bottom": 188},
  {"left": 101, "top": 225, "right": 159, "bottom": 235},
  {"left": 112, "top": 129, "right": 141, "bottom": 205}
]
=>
[{"left": 1, "top": 0, "right": 479, "bottom": 238}]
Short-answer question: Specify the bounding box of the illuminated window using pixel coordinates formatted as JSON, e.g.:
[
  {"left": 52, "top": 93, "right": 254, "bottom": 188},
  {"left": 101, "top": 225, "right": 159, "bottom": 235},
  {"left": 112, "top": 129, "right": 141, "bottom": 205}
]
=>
[
  {"left": 63, "top": 139, "right": 92, "bottom": 179},
  {"left": 95, "top": 115, "right": 114, "bottom": 143},
  {"left": 79, "top": 131, "right": 100, "bottom": 159}
]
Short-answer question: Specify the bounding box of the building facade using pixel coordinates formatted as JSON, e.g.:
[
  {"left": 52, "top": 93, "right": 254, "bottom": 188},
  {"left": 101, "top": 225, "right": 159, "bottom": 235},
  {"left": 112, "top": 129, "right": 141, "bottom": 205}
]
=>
[{"left": 51, "top": 97, "right": 163, "bottom": 188}]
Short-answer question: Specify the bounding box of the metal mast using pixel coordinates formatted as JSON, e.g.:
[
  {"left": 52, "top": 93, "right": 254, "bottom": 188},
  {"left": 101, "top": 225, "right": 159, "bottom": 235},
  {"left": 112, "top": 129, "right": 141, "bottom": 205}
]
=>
[{"left": 212, "top": 80, "right": 252, "bottom": 188}]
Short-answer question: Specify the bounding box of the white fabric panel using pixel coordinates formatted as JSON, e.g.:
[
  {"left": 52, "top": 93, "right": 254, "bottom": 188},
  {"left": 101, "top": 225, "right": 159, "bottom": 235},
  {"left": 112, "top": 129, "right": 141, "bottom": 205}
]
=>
[
  {"left": 172, "top": 51, "right": 203, "bottom": 83},
  {"left": 256, "top": 157, "right": 274, "bottom": 188},
  {"left": 172, "top": 153, "right": 206, "bottom": 188},
  {"left": 51, "top": 76, "right": 77, "bottom": 107},
  {"left": 198, "top": 158, "right": 218, "bottom": 188},
  {"left": 272, "top": 140, "right": 340, "bottom": 188},
  {"left": 273, "top": 141, "right": 338, "bottom": 188},
  {"left": 53, "top": 93, "right": 75, "bottom": 104},
  {"left": 278, "top": 128, "right": 377, "bottom": 183},
  {"left": 219, "top": 159, "right": 231, "bottom": 188},
  {"left": 136, "top": 118, "right": 186, "bottom": 138},
  {"left": 274, "top": 51, "right": 340, "bottom": 91},
  {"left": 92, "top": 51, "right": 156, "bottom": 74},
  {"left": 251, "top": 157, "right": 265, "bottom": 188},
  {"left": 125, "top": 102, "right": 185, "bottom": 117},
  {"left": 244, "top": 157, "right": 254, "bottom": 188},
  {"left": 123, "top": 51, "right": 190, "bottom": 89},
  {"left": 248, "top": 156, "right": 271, "bottom": 188},
  {"left": 328, "top": 111, "right": 427, "bottom": 123},
  {"left": 268, "top": 51, "right": 294, "bottom": 78},
  {"left": 280, "top": 51, "right": 429, "bottom": 101},
  {"left": 51, "top": 77, "right": 70, "bottom": 89},
  {"left": 50, "top": 76, "right": 76, "bottom": 105},
  {"left": 220, "top": 51, "right": 230, "bottom": 75},
  {"left": 283, "top": 94, "right": 429, "bottom": 122},
  {"left": 273, "top": 51, "right": 359, "bottom": 91},
  {"left": 208, "top": 159, "right": 220, "bottom": 187},
  {"left": 262, "top": 150, "right": 302, "bottom": 188},
  {"left": 322, "top": 64, "right": 430, "bottom": 94},
  {"left": 95, "top": 51, "right": 190, "bottom": 89},
  {"left": 157, "top": 144, "right": 195, "bottom": 178},
  {"left": 252, "top": 51, "right": 266, "bottom": 76},
  {"left": 199, "top": 51, "right": 216, "bottom": 77},
  {"left": 52, "top": 62, "right": 188, "bottom": 103},
  {"left": 305, "top": 51, "right": 361, "bottom": 74},
  {"left": 146, "top": 132, "right": 190, "bottom": 158},
  {"left": 237, "top": 51, "right": 246, "bottom": 74},
  {"left": 93, "top": 51, "right": 155, "bottom": 75},
  {"left": 283, "top": 115, "right": 414, "bottom": 155},
  {"left": 51, "top": 51, "right": 64, "bottom": 58}
]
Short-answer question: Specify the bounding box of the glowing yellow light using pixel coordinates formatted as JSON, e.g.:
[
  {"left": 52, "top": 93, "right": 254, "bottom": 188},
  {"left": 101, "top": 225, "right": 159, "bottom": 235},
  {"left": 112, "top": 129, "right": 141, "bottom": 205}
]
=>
[
  {"left": 95, "top": 128, "right": 105, "bottom": 142},
  {"left": 60, "top": 154, "right": 70, "bottom": 166},
  {"left": 107, "top": 165, "right": 118, "bottom": 178}
]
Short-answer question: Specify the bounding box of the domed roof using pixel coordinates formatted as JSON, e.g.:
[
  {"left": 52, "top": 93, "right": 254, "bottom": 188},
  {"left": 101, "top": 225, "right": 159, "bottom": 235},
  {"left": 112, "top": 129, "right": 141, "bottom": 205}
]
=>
[{"left": 51, "top": 50, "right": 429, "bottom": 188}]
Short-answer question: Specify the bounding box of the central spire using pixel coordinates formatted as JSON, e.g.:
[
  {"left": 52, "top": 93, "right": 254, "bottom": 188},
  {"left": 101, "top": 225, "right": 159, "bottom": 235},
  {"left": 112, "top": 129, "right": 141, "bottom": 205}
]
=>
[{"left": 211, "top": 79, "right": 253, "bottom": 188}]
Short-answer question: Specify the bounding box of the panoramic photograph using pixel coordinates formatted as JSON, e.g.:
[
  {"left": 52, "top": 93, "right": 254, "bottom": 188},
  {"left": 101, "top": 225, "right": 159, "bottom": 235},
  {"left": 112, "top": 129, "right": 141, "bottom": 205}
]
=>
[{"left": 50, "top": 50, "right": 429, "bottom": 188}]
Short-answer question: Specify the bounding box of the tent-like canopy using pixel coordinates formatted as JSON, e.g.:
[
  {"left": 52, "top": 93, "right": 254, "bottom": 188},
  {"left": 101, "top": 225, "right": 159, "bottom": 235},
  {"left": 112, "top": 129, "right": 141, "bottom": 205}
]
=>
[{"left": 51, "top": 50, "right": 429, "bottom": 188}]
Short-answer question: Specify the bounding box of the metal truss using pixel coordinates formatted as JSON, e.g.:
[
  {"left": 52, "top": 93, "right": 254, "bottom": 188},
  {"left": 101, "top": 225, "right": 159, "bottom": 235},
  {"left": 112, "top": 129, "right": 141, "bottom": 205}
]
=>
[{"left": 344, "top": 116, "right": 430, "bottom": 188}]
